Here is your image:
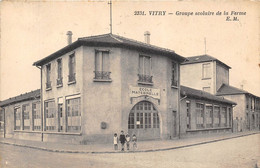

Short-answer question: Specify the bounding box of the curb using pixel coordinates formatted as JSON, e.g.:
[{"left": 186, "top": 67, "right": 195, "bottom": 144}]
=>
[{"left": 0, "top": 132, "right": 259, "bottom": 154}]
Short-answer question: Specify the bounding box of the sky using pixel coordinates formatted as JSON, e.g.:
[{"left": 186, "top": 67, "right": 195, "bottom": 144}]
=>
[{"left": 0, "top": 0, "right": 259, "bottom": 100}]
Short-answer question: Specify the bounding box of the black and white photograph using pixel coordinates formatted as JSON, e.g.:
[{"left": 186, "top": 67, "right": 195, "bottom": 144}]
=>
[{"left": 0, "top": 0, "right": 259, "bottom": 167}]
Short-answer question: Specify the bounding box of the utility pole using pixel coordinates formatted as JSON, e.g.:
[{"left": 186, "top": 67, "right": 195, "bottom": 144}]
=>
[{"left": 108, "top": 0, "right": 112, "bottom": 34}]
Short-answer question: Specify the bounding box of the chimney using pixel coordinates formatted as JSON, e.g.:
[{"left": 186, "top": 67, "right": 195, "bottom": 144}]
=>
[
  {"left": 144, "top": 31, "right": 151, "bottom": 44},
  {"left": 66, "top": 31, "right": 73, "bottom": 45},
  {"left": 240, "top": 84, "right": 244, "bottom": 90}
]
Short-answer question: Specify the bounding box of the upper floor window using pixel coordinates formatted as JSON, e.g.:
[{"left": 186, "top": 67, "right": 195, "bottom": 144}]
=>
[
  {"left": 46, "top": 64, "right": 51, "bottom": 90},
  {"left": 94, "top": 50, "right": 111, "bottom": 81},
  {"left": 138, "top": 55, "right": 152, "bottom": 84},
  {"left": 68, "top": 53, "right": 76, "bottom": 83},
  {"left": 202, "top": 63, "right": 211, "bottom": 79},
  {"left": 171, "top": 61, "right": 178, "bottom": 87},
  {"left": 57, "top": 59, "right": 63, "bottom": 86}
]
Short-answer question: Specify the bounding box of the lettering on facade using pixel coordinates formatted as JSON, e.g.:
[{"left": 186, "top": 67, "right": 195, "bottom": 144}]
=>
[{"left": 129, "top": 86, "right": 160, "bottom": 100}]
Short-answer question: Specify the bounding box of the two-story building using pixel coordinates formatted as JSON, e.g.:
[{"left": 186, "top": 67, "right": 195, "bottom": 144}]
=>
[
  {"left": 30, "top": 32, "right": 186, "bottom": 143},
  {"left": 180, "top": 54, "right": 260, "bottom": 132},
  {"left": 217, "top": 84, "right": 260, "bottom": 131}
]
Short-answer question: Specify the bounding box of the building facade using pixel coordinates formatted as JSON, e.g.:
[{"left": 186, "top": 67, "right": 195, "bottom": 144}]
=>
[
  {"left": 30, "top": 33, "right": 186, "bottom": 143},
  {"left": 0, "top": 90, "right": 41, "bottom": 140},
  {"left": 217, "top": 84, "right": 260, "bottom": 132},
  {"left": 180, "top": 55, "right": 230, "bottom": 95},
  {"left": 180, "top": 86, "right": 236, "bottom": 136}
]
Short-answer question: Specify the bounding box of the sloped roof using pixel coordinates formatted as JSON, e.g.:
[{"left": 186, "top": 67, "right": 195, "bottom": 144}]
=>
[
  {"left": 181, "top": 85, "right": 236, "bottom": 105},
  {"left": 216, "top": 84, "right": 249, "bottom": 96},
  {"left": 0, "top": 89, "right": 40, "bottom": 107},
  {"left": 33, "top": 33, "right": 186, "bottom": 66},
  {"left": 181, "top": 54, "right": 231, "bottom": 69}
]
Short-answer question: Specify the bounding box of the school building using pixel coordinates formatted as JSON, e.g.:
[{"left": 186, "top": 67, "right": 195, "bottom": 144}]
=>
[
  {"left": 180, "top": 54, "right": 260, "bottom": 132},
  {"left": 0, "top": 33, "right": 239, "bottom": 144}
]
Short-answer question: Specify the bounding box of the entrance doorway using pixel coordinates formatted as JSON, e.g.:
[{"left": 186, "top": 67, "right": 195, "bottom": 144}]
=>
[{"left": 128, "top": 101, "right": 160, "bottom": 140}]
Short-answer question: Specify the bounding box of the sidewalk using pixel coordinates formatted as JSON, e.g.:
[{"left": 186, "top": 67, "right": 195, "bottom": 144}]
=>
[{"left": 0, "top": 131, "right": 259, "bottom": 154}]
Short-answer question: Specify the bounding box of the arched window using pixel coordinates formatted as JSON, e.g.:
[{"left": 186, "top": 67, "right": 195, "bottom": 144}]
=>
[{"left": 128, "top": 101, "right": 159, "bottom": 129}]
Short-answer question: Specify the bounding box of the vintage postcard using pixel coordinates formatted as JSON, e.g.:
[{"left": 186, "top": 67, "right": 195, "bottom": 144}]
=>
[{"left": 0, "top": 0, "right": 259, "bottom": 168}]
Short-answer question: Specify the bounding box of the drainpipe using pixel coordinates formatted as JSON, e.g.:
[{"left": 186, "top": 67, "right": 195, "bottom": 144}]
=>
[
  {"left": 179, "top": 95, "right": 187, "bottom": 139},
  {"left": 36, "top": 65, "right": 43, "bottom": 141}
]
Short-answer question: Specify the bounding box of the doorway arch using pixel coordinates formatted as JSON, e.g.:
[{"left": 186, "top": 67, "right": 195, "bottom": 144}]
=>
[{"left": 128, "top": 101, "right": 160, "bottom": 140}]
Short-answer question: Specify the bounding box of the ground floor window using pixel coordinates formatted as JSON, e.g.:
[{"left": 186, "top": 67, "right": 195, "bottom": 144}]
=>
[
  {"left": 66, "top": 97, "right": 81, "bottom": 132},
  {"left": 213, "top": 106, "right": 220, "bottom": 127},
  {"left": 128, "top": 101, "right": 159, "bottom": 129},
  {"left": 44, "top": 100, "right": 56, "bottom": 131},
  {"left": 22, "top": 104, "right": 30, "bottom": 130},
  {"left": 14, "top": 107, "right": 21, "bottom": 130},
  {"left": 0, "top": 109, "right": 4, "bottom": 131},
  {"left": 205, "top": 105, "right": 213, "bottom": 128},
  {"left": 196, "top": 103, "right": 204, "bottom": 129},
  {"left": 32, "top": 102, "right": 41, "bottom": 131},
  {"left": 186, "top": 101, "right": 191, "bottom": 129},
  {"left": 221, "top": 107, "right": 227, "bottom": 127}
]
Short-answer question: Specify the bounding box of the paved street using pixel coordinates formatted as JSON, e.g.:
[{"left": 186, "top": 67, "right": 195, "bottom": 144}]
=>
[{"left": 0, "top": 134, "right": 259, "bottom": 168}]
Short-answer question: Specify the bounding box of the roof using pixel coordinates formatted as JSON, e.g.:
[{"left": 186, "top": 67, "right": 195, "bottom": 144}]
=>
[
  {"left": 181, "top": 85, "right": 236, "bottom": 105},
  {"left": 181, "top": 54, "right": 231, "bottom": 69},
  {"left": 216, "top": 84, "right": 250, "bottom": 96},
  {"left": 33, "top": 33, "right": 186, "bottom": 66},
  {"left": 0, "top": 89, "right": 40, "bottom": 107}
]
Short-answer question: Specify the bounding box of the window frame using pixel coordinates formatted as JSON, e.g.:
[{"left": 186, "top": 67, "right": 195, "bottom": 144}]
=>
[
  {"left": 202, "top": 63, "right": 211, "bottom": 79},
  {"left": 94, "top": 49, "right": 111, "bottom": 82},
  {"left": 57, "top": 58, "right": 63, "bottom": 87},
  {"left": 68, "top": 52, "right": 76, "bottom": 84},
  {"left": 138, "top": 55, "right": 153, "bottom": 84}
]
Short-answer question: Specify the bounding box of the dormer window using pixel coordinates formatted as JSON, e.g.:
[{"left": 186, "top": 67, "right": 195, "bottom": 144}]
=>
[
  {"left": 138, "top": 55, "right": 152, "bottom": 84},
  {"left": 94, "top": 49, "right": 111, "bottom": 81}
]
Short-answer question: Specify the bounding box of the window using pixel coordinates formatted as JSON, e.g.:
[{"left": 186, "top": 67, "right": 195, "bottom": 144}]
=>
[
  {"left": 0, "top": 109, "right": 4, "bottom": 131},
  {"left": 57, "top": 59, "right": 63, "bottom": 86},
  {"left": 171, "top": 61, "right": 178, "bottom": 86},
  {"left": 186, "top": 101, "right": 191, "bottom": 129},
  {"left": 153, "top": 113, "right": 160, "bottom": 128},
  {"left": 68, "top": 53, "right": 76, "bottom": 83},
  {"left": 14, "top": 107, "right": 21, "bottom": 130},
  {"left": 205, "top": 105, "right": 213, "bottom": 128},
  {"left": 44, "top": 100, "right": 56, "bottom": 131},
  {"left": 128, "top": 101, "right": 159, "bottom": 129},
  {"left": 213, "top": 106, "right": 220, "bottom": 127},
  {"left": 94, "top": 50, "right": 111, "bottom": 80},
  {"left": 228, "top": 108, "right": 232, "bottom": 127},
  {"left": 138, "top": 55, "right": 152, "bottom": 83},
  {"left": 32, "top": 102, "right": 41, "bottom": 131},
  {"left": 46, "top": 64, "right": 51, "bottom": 89},
  {"left": 203, "top": 87, "right": 211, "bottom": 93},
  {"left": 202, "top": 63, "right": 211, "bottom": 79},
  {"left": 196, "top": 103, "right": 204, "bottom": 128},
  {"left": 221, "top": 107, "right": 227, "bottom": 127},
  {"left": 22, "top": 104, "right": 30, "bottom": 130},
  {"left": 58, "top": 97, "right": 63, "bottom": 131},
  {"left": 66, "top": 97, "right": 81, "bottom": 132},
  {"left": 145, "top": 113, "right": 151, "bottom": 128},
  {"left": 128, "top": 113, "right": 134, "bottom": 129}
]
